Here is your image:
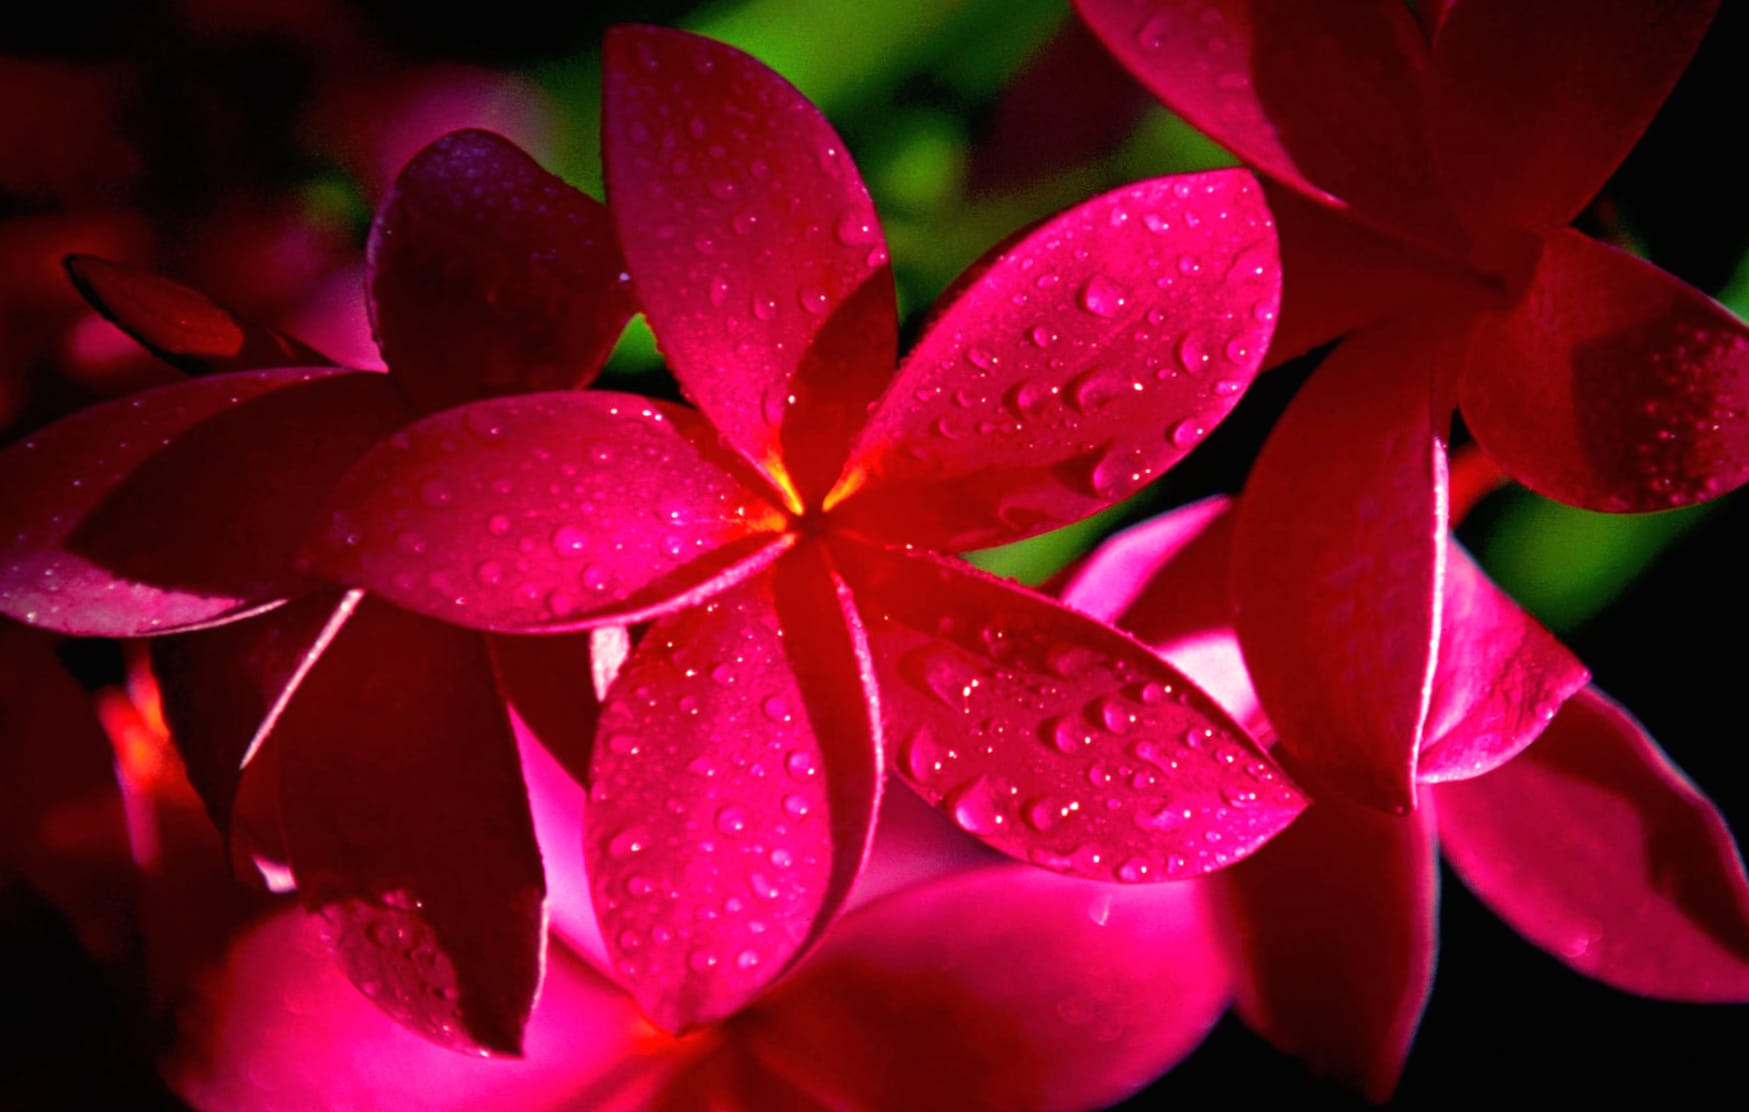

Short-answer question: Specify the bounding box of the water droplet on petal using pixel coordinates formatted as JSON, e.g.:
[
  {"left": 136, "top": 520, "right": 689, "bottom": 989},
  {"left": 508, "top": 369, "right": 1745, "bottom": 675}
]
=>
[
  {"left": 1170, "top": 419, "right": 1208, "bottom": 449},
  {"left": 1078, "top": 275, "right": 1127, "bottom": 318},
  {"left": 714, "top": 806, "right": 747, "bottom": 835},
  {"left": 950, "top": 777, "right": 1008, "bottom": 836}
]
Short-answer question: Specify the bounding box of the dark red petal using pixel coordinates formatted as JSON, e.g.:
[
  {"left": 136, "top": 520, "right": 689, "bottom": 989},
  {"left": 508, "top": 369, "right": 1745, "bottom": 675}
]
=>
[
  {"left": 1427, "top": 0, "right": 1716, "bottom": 232},
  {"left": 277, "top": 597, "right": 546, "bottom": 1055},
  {"left": 587, "top": 547, "right": 881, "bottom": 1031},
  {"left": 836, "top": 539, "right": 1304, "bottom": 881},
  {"left": 369, "top": 130, "right": 634, "bottom": 416},
  {"left": 308, "top": 392, "right": 792, "bottom": 632},
  {"left": 1459, "top": 229, "right": 1749, "bottom": 511},
  {"left": 1417, "top": 542, "right": 1590, "bottom": 782},
  {"left": 1224, "top": 793, "right": 1438, "bottom": 1101},
  {"left": 63, "top": 254, "right": 330, "bottom": 375},
  {"left": 1233, "top": 317, "right": 1456, "bottom": 812},
  {"left": 1436, "top": 688, "right": 1749, "bottom": 1000},
  {"left": 1073, "top": 0, "right": 1463, "bottom": 252},
  {"left": 746, "top": 865, "right": 1231, "bottom": 1110},
  {"left": 0, "top": 368, "right": 406, "bottom": 637},
  {"left": 487, "top": 631, "right": 603, "bottom": 788},
  {"left": 835, "top": 172, "right": 1278, "bottom": 551},
  {"left": 602, "top": 25, "right": 897, "bottom": 505}
]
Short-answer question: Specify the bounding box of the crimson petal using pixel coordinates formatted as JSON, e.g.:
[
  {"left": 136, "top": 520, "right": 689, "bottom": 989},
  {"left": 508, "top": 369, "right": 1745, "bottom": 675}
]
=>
[
  {"left": 1233, "top": 317, "right": 1455, "bottom": 812},
  {"left": 1436, "top": 688, "right": 1749, "bottom": 1001},
  {"left": 603, "top": 25, "right": 897, "bottom": 506},
  {"left": 308, "top": 392, "right": 792, "bottom": 632},
  {"left": 276, "top": 596, "right": 547, "bottom": 1055},
  {"left": 836, "top": 539, "right": 1304, "bottom": 881},
  {"left": 1224, "top": 792, "right": 1438, "bottom": 1101},
  {"left": 0, "top": 368, "right": 406, "bottom": 637},
  {"left": 1459, "top": 228, "right": 1749, "bottom": 511},
  {"left": 369, "top": 130, "right": 634, "bottom": 416},
  {"left": 835, "top": 171, "right": 1278, "bottom": 551},
  {"left": 488, "top": 631, "right": 604, "bottom": 788},
  {"left": 586, "top": 546, "right": 881, "bottom": 1031}
]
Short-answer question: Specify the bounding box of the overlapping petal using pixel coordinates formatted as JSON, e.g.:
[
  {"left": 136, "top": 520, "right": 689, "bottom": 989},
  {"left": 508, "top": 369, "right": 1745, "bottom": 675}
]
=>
[
  {"left": 833, "top": 171, "right": 1277, "bottom": 550},
  {"left": 488, "top": 631, "right": 607, "bottom": 787},
  {"left": 308, "top": 392, "right": 792, "bottom": 631}
]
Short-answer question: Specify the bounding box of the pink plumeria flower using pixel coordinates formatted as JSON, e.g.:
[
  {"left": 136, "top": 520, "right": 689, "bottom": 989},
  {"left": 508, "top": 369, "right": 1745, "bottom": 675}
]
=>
[
  {"left": 303, "top": 25, "right": 1305, "bottom": 1031},
  {"left": 1061, "top": 496, "right": 1749, "bottom": 1097},
  {"left": 0, "top": 130, "right": 635, "bottom": 1055},
  {"left": 1076, "top": 0, "right": 1749, "bottom": 811}
]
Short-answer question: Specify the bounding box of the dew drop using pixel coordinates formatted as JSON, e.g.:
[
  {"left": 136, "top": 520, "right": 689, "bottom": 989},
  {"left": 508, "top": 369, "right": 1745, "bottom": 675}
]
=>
[
  {"left": 1078, "top": 275, "right": 1128, "bottom": 318},
  {"left": 473, "top": 560, "right": 503, "bottom": 587},
  {"left": 607, "top": 827, "right": 650, "bottom": 859},
  {"left": 1028, "top": 324, "right": 1058, "bottom": 349},
  {"left": 714, "top": 806, "right": 747, "bottom": 835},
  {"left": 1170, "top": 419, "right": 1208, "bottom": 449},
  {"left": 784, "top": 750, "right": 817, "bottom": 780},
  {"left": 551, "top": 525, "right": 588, "bottom": 556},
  {"left": 762, "top": 694, "right": 793, "bottom": 723},
  {"left": 950, "top": 777, "right": 1007, "bottom": 836}
]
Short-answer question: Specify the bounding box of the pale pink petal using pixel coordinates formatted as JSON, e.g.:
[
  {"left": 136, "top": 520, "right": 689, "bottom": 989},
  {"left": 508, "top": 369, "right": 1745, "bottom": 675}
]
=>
[
  {"left": 746, "top": 864, "right": 1231, "bottom": 1110},
  {"left": 836, "top": 539, "right": 1304, "bottom": 881},
  {"left": 276, "top": 596, "right": 546, "bottom": 1055},
  {"left": 1225, "top": 792, "right": 1438, "bottom": 1101},
  {"left": 602, "top": 25, "right": 896, "bottom": 506},
  {"left": 368, "top": 130, "right": 634, "bottom": 415},
  {"left": 1436, "top": 688, "right": 1749, "bottom": 1000},
  {"left": 1233, "top": 317, "right": 1456, "bottom": 812},
  {"left": 515, "top": 714, "right": 610, "bottom": 978},
  {"left": 586, "top": 546, "right": 882, "bottom": 1031},
  {"left": 307, "top": 392, "right": 792, "bottom": 632},
  {"left": 834, "top": 171, "right": 1277, "bottom": 551},
  {"left": 1417, "top": 542, "right": 1590, "bottom": 782},
  {"left": 0, "top": 368, "right": 406, "bottom": 637},
  {"left": 1460, "top": 228, "right": 1749, "bottom": 511}
]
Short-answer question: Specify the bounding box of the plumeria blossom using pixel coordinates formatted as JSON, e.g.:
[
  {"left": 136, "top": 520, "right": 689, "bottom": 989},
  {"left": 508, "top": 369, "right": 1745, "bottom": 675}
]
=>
[
  {"left": 1077, "top": 0, "right": 1749, "bottom": 811},
  {"left": 304, "top": 25, "right": 1305, "bottom": 1031},
  {"left": 0, "top": 129, "right": 635, "bottom": 1055},
  {"left": 1061, "top": 496, "right": 1749, "bottom": 1097}
]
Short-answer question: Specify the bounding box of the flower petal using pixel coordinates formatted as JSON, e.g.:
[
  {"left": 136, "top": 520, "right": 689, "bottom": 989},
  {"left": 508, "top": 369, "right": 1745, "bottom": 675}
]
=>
[
  {"left": 1427, "top": 0, "right": 1715, "bottom": 232},
  {"left": 835, "top": 539, "right": 1305, "bottom": 881},
  {"left": 1459, "top": 228, "right": 1749, "bottom": 511},
  {"left": 1233, "top": 317, "right": 1455, "bottom": 812},
  {"left": 1073, "top": 0, "right": 1461, "bottom": 251},
  {"left": 276, "top": 596, "right": 547, "bottom": 1055},
  {"left": 602, "top": 25, "right": 896, "bottom": 506},
  {"left": 308, "top": 392, "right": 792, "bottom": 632},
  {"left": 1224, "top": 793, "right": 1438, "bottom": 1101},
  {"left": 368, "top": 130, "right": 634, "bottom": 416},
  {"left": 487, "top": 631, "right": 604, "bottom": 788},
  {"left": 835, "top": 171, "right": 1278, "bottom": 551},
  {"left": 1417, "top": 542, "right": 1590, "bottom": 782},
  {"left": 0, "top": 368, "right": 406, "bottom": 637},
  {"left": 587, "top": 546, "right": 882, "bottom": 1031},
  {"left": 63, "top": 254, "right": 330, "bottom": 375},
  {"left": 1435, "top": 687, "right": 1749, "bottom": 1000},
  {"left": 745, "top": 864, "right": 1231, "bottom": 1111}
]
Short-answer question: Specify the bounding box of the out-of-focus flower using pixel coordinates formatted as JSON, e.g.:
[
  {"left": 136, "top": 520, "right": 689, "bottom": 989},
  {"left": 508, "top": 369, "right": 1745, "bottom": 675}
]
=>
[
  {"left": 303, "top": 25, "right": 1304, "bottom": 1032},
  {"left": 1076, "top": 0, "right": 1749, "bottom": 810}
]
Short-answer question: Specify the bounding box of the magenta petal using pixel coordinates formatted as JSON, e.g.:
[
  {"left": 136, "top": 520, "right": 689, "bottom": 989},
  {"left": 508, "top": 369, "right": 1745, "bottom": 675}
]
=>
[
  {"left": 747, "top": 865, "right": 1231, "bottom": 1111},
  {"left": 488, "top": 631, "right": 604, "bottom": 788},
  {"left": 602, "top": 25, "right": 896, "bottom": 505},
  {"left": 0, "top": 368, "right": 406, "bottom": 637},
  {"left": 587, "top": 546, "right": 882, "bottom": 1032},
  {"left": 1460, "top": 228, "right": 1749, "bottom": 511},
  {"left": 835, "top": 172, "right": 1278, "bottom": 551},
  {"left": 276, "top": 596, "right": 546, "bottom": 1055},
  {"left": 308, "top": 392, "right": 792, "bottom": 632},
  {"left": 64, "top": 254, "right": 330, "bottom": 374},
  {"left": 836, "top": 539, "right": 1304, "bottom": 881},
  {"left": 1427, "top": 0, "right": 1716, "bottom": 232},
  {"left": 1233, "top": 318, "right": 1455, "bottom": 812},
  {"left": 369, "top": 130, "right": 634, "bottom": 415},
  {"left": 1225, "top": 793, "right": 1438, "bottom": 1101},
  {"left": 1436, "top": 688, "right": 1749, "bottom": 1001},
  {"left": 1417, "top": 542, "right": 1590, "bottom": 782}
]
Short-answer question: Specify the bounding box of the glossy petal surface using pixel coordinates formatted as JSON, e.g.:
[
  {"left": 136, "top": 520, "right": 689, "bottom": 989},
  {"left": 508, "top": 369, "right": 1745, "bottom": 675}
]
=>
[
  {"left": 837, "top": 540, "right": 1304, "bottom": 882},
  {"left": 1436, "top": 688, "right": 1749, "bottom": 1000},
  {"left": 309, "top": 392, "right": 791, "bottom": 632},
  {"left": 587, "top": 548, "right": 881, "bottom": 1032},
  {"left": 369, "top": 129, "right": 634, "bottom": 415},
  {"left": 0, "top": 368, "right": 405, "bottom": 636},
  {"left": 603, "top": 25, "right": 896, "bottom": 504},
  {"left": 1225, "top": 793, "right": 1437, "bottom": 1101},
  {"left": 835, "top": 171, "right": 1277, "bottom": 551},
  {"left": 277, "top": 597, "right": 546, "bottom": 1055},
  {"left": 1460, "top": 229, "right": 1749, "bottom": 511},
  {"left": 1233, "top": 318, "right": 1454, "bottom": 811}
]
